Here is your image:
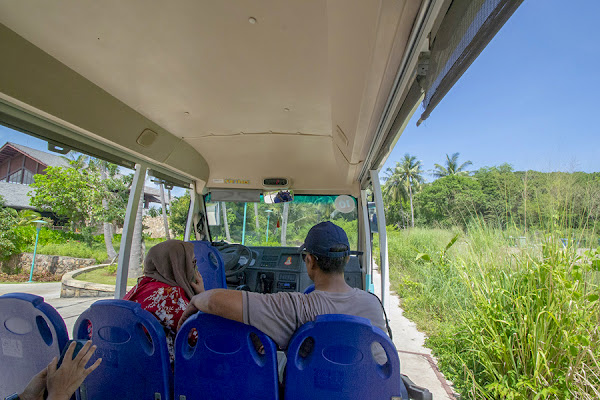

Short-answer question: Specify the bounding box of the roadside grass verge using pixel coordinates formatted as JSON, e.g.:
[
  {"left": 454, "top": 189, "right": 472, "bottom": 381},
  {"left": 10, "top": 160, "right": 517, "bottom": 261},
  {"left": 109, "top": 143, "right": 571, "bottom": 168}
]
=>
[
  {"left": 75, "top": 265, "right": 137, "bottom": 287},
  {"left": 385, "top": 225, "right": 600, "bottom": 399}
]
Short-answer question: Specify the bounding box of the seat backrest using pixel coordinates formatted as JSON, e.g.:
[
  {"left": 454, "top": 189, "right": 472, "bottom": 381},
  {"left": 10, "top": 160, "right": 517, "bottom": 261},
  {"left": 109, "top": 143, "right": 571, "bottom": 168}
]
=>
[
  {"left": 303, "top": 284, "right": 315, "bottom": 294},
  {"left": 0, "top": 293, "right": 69, "bottom": 398},
  {"left": 73, "top": 300, "right": 171, "bottom": 400},
  {"left": 285, "top": 314, "right": 408, "bottom": 400},
  {"left": 175, "top": 312, "right": 279, "bottom": 400},
  {"left": 189, "top": 240, "right": 227, "bottom": 290}
]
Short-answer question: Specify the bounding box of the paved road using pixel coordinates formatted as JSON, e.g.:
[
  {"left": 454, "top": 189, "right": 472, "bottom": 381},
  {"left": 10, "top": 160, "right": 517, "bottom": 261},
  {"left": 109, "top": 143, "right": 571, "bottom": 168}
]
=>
[
  {"left": 0, "top": 282, "right": 97, "bottom": 334},
  {"left": 0, "top": 282, "right": 62, "bottom": 298}
]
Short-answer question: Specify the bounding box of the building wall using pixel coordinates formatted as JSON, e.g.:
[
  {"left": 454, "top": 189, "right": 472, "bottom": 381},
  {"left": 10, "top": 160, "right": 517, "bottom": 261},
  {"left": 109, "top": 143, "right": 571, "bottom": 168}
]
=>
[{"left": 0, "top": 153, "right": 46, "bottom": 184}]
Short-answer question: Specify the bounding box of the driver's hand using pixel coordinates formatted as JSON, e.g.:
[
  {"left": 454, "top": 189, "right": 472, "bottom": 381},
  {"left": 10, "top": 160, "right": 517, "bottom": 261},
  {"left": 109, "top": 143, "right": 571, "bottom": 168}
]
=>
[{"left": 191, "top": 271, "right": 204, "bottom": 295}]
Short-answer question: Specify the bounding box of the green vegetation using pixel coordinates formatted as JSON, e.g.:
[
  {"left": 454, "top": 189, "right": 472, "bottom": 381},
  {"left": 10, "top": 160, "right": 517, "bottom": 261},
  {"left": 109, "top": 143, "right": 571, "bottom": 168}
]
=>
[
  {"left": 35, "top": 242, "right": 109, "bottom": 263},
  {"left": 385, "top": 226, "right": 600, "bottom": 399},
  {"left": 381, "top": 155, "right": 600, "bottom": 398},
  {"left": 169, "top": 193, "right": 190, "bottom": 236},
  {"left": 75, "top": 265, "right": 137, "bottom": 286},
  {"left": 384, "top": 159, "right": 600, "bottom": 231},
  {"left": 0, "top": 195, "right": 18, "bottom": 262}
]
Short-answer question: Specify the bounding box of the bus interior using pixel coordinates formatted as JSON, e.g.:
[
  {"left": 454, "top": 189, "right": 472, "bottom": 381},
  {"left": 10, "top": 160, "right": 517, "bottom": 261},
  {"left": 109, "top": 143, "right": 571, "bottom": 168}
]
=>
[{"left": 0, "top": 1, "right": 522, "bottom": 399}]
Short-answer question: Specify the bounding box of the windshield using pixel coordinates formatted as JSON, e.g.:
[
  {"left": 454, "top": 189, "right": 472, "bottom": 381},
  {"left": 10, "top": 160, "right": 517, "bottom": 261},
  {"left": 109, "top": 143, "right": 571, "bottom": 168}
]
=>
[{"left": 206, "top": 195, "right": 358, "bottom": 250}]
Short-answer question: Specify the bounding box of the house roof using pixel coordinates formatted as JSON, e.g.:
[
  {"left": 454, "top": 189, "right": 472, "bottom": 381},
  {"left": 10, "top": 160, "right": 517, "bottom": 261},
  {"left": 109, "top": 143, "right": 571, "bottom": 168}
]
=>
[
  {"left": 0, "top": 141, "right": 166, "bottom": 207},
  {"left": 0, "top": 180, "right": 164, "bottom": 210},
  {"left": 0, "top": 142, "right": 70, "bottom": 168},
  {"left": 0, "top": 181, "right": 36, "bottom": 210}
]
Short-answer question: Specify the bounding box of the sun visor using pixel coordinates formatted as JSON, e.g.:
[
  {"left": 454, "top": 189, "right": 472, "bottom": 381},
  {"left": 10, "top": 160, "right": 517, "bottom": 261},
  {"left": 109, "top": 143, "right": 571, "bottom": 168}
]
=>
[
  {"left": 417, "top": 0, "right": 524, "bottom": 125},
  {"left": 209, "top": 189, "right": 262, "bottom": 203}
]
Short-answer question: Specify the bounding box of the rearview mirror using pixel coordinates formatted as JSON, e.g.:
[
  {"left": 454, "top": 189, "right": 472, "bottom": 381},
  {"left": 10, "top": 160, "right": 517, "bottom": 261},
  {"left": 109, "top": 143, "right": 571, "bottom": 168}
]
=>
[{"left": 264, "top": 190, "right": 294, "bottom": 204}]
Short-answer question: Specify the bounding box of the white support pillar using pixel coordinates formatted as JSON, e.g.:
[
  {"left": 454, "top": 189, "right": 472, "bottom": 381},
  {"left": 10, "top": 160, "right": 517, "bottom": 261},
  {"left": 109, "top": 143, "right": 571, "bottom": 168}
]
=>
[
  {"left": 184, "top": 183, "right": 197, "bottom": 241},
  {"left": 360, "top": 189, "right": 374, "bottom": 293},
  {"left": 115, "top": 163, "right": 147, "bottom": 299},
  {"left": 370, "top": 169, "right": 390, "bottom": 314}
]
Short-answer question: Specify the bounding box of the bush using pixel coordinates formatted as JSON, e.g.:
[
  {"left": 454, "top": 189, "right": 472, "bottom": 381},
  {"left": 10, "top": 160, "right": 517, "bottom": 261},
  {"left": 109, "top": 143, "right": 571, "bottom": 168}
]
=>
[
  {"left": 35, "top": 242, "right": 108, "bottom": 263},
  {"left": 0, "top": 206, "right": 18, "bottom": 262}
]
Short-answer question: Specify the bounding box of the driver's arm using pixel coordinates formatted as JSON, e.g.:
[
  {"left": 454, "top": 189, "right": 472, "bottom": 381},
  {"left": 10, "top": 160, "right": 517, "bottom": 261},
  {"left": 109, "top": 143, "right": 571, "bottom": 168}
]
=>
[{"left": 178, "top": 289, "right": 243, "bottom": 329}]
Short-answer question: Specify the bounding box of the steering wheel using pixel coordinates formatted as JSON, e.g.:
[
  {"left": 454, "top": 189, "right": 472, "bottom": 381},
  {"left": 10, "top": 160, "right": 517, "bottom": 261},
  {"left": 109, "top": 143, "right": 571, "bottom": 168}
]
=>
[{"left": 213, "top": 242, "right": 255, "bottom": 276}]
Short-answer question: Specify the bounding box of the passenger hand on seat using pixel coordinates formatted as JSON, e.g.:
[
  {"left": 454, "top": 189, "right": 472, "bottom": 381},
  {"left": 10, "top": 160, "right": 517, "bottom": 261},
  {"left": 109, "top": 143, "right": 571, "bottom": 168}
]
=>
[
  {"left": 191, "top": 270, "right": 205, "bottom": 294},
  {"left": 177, "top": 289, "right": 244, "bottom": 330},
  {"left": 45, "top": 341, "right": 102, "bottom": 400},
  {"left": 17, "top": 367, "right": 47, "bottom": 400}
]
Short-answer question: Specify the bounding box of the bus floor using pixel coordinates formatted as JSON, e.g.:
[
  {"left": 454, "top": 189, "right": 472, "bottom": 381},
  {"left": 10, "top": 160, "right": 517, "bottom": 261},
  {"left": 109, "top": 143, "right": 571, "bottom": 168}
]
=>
[{"left": 372, "top": 265, "right": 457, "bottom": 400}]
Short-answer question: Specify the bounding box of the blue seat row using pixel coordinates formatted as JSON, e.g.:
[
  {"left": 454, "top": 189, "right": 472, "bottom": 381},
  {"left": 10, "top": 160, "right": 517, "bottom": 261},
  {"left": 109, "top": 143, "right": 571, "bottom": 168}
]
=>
[{"left": 1, "top": 293, "right": 414, "bottom": 399}]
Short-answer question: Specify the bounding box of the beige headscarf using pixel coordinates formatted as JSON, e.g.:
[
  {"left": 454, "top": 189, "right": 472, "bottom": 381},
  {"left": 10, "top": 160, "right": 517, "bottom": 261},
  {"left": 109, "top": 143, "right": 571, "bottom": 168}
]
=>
[{"left": 143, "top": 240, "right": 198, "bottom": 300}]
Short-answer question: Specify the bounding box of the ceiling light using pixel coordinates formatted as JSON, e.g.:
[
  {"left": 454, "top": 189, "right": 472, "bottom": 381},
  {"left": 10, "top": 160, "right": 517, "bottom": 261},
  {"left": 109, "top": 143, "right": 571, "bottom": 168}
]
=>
[{"left": 248, "top": 17, "right": 257, "bottom": 24}]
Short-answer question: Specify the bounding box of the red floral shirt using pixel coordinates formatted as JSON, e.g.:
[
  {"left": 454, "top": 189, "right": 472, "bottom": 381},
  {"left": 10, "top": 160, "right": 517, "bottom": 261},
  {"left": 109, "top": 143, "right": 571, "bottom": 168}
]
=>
[{"left": 124, "top": 277, "right": 190, "bottom": 362}]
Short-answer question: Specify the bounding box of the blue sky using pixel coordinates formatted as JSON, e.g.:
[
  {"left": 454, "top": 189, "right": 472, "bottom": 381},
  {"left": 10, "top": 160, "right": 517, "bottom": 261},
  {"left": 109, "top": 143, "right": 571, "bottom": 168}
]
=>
[
  {"left": 2, "top": 0, "right": 599, "bottom": 186},
  {"left": 382, "top": 0, "right": 600, "bottom": 180}
]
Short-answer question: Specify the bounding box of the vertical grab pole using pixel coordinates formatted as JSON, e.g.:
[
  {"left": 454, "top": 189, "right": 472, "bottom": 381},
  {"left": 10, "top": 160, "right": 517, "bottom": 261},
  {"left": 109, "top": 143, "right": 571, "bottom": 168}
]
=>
[
  {"left": 184, "top": 182, "right": 198, "bottom": 241},
  {"left": 360, "top": 190, "right": 374, "bottom": 293},
  {"left": 241, "top": 202, "right": 248, "bottom": 245},
  {"left": 370, "top": 169, "right": 390, "bottom": 314},
  {"left": 115, "top": 163, "right": 147, "bottom": 299}
]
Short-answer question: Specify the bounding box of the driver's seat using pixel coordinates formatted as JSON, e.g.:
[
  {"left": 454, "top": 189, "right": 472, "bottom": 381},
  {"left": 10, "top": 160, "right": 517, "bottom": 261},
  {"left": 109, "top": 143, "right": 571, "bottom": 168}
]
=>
[{"left": 189, "top": 240, "right": 227, "bottom": 290}]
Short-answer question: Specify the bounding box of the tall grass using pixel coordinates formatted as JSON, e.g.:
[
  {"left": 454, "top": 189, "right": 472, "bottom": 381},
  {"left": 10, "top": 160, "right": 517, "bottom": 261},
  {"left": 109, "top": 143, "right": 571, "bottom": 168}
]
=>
[{"left": 386, "top": 224, "right": 600, "bottom": 399}]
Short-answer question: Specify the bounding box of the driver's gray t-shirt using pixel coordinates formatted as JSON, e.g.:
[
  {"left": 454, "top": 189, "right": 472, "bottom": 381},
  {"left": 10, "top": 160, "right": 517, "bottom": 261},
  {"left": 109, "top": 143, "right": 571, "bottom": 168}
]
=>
[{"left": 242, "top": 288, "right": 387, "bottom": 349}]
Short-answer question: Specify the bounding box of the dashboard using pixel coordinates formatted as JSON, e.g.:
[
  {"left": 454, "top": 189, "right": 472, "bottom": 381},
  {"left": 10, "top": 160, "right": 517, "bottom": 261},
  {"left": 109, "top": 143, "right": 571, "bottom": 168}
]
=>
[{"left": 225, "top": 246, "right": 363, "bottom": 294}]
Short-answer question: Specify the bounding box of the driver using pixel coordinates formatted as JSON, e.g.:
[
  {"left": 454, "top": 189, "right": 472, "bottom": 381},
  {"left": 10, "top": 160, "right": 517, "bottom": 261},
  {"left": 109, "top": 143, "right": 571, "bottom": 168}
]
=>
[{"left": 177, "top": 221, "right": 387, "bottom": 350}]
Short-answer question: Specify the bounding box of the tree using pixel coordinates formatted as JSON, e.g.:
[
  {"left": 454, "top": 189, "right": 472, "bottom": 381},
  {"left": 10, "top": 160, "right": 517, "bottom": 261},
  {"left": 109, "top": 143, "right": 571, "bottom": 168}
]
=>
[
  {"left": 222, "top": 202, "right": 231, "bottom": 241},
  {"left": 384, "top": 153, "right": 424, "bottom": 228},
  {"left": 99, "top": 163, "right": 117, "bottom": 259},
  {"left": 129, "top": 194, "right": 144, "bottom": 278},
  {"left": 29, "top": 163, "right": 103, "bottom": 230},
  {"left": 0, "top": 195, "right": 18, "bottom": 262},
  {"left": 169, "top": 192, "right": 190, "bottom": 236},
  {"left": 415, "top": 175, "right": 486, "bottom": 227},
  {"left": 432, "top": 152, "right": 472, "bottom": 178},
  {"left": 280, "top": 202, "right": 290, "bottom": 245}
]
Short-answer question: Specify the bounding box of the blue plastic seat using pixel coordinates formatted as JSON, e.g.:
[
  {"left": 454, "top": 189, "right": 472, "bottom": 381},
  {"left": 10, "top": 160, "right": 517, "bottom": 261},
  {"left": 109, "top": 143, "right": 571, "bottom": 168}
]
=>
[
  {"left": 73, "top": 300, "right": 171, "bottom": 400},
  {"left": 175, "top": 312, "right": 279, "bottom": 400},
  {"left": 284, "top": 314, "right": 408, "bottom": 400},
  {"left": 189, "top": 240, "right": 227, "bottom": 290},
  {"left": 0, "top": 293, "right": 69, "bottom": 398},
  {"left": 303, "top": 284, "right": 315, "bottom": 294}
]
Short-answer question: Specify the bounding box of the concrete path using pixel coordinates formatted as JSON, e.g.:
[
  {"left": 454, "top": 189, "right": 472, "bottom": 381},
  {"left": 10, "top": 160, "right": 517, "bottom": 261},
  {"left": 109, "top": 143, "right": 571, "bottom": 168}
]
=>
[
  {"left": 0, "top": 282, "right": 96, "bottom": 334},
  {"left": 372, "top": 268, "right": 456, "bottom": 400},
  {"left": 0, "top": 282, "right": 62, "bottom": 298}
]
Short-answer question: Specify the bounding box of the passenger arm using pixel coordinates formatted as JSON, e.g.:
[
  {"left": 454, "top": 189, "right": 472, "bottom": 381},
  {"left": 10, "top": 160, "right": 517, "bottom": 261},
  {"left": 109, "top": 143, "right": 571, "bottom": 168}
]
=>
[{"left": 178, "top": 289, "right": 243, "bottom": 329}]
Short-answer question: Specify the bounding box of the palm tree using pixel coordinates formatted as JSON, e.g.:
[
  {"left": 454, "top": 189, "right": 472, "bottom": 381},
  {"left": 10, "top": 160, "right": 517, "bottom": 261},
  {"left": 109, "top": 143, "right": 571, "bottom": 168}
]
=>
[
  {"left": 433, "top": 152, "right": 472, "bottom": 178},
  {"left": 383, "top": 153, "right": 424, "bottom": 228}
]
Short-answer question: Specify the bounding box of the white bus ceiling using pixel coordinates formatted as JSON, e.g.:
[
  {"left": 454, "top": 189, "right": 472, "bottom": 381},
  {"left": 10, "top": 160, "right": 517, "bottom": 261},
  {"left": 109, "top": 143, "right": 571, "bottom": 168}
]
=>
[
  {"left": 0, "top": 0, "right": 522, "bottom": 195},
  {"left": 0, "top": 0, "right": 433, "bottom": 195}
]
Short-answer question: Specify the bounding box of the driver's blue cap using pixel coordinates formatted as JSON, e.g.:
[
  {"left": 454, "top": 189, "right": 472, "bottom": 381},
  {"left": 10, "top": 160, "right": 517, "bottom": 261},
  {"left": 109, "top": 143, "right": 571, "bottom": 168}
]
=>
[{"left": 300, "top": 222, "right": 350, "bottom": 258}]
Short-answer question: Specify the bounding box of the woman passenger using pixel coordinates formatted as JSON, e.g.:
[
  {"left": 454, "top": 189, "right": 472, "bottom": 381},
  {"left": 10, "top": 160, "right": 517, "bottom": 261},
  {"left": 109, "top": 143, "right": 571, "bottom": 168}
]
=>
[{"left": 123, "top": 240, "right": 203, "bottom": 362}]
